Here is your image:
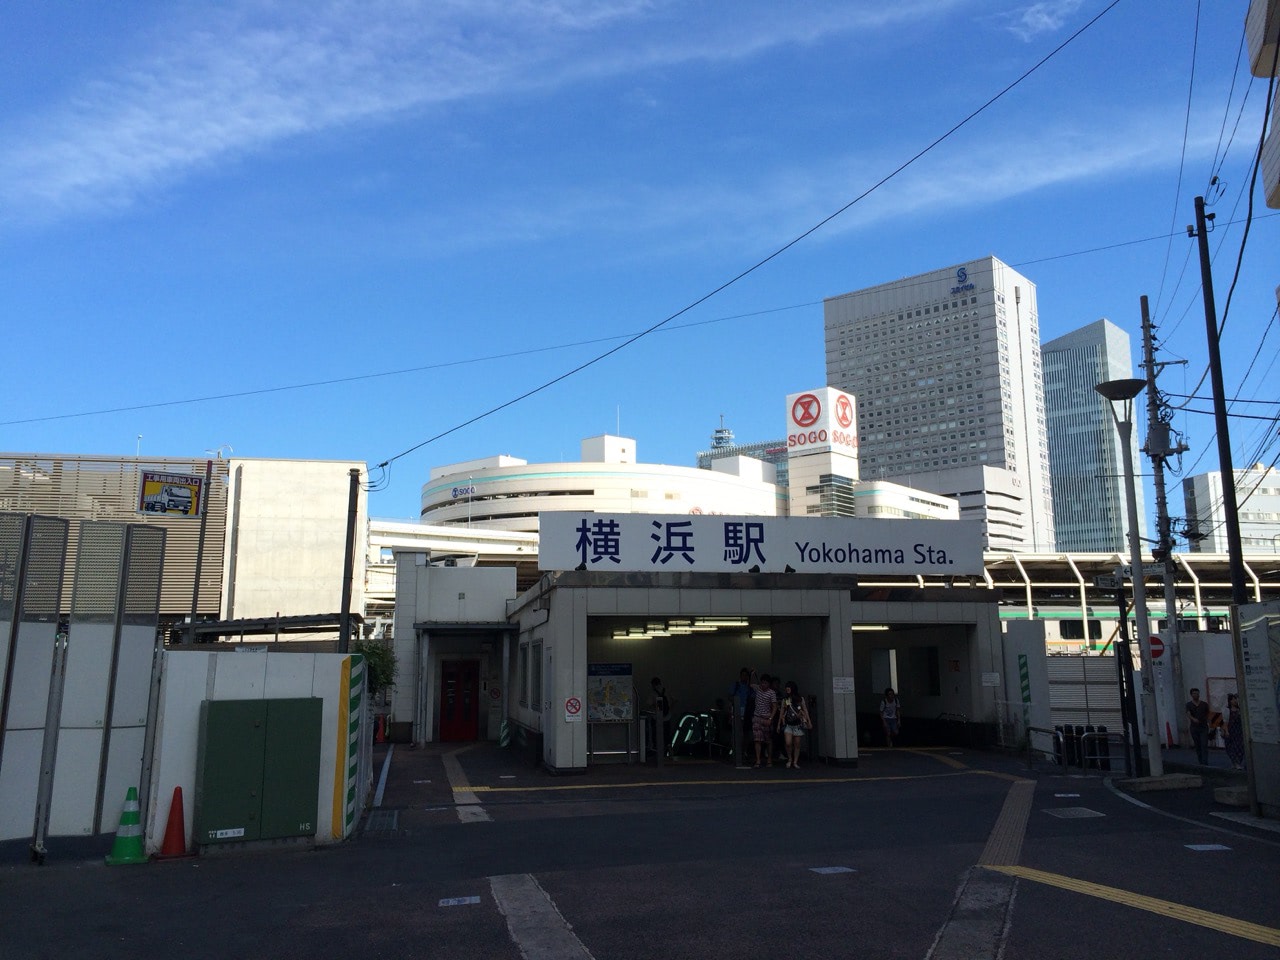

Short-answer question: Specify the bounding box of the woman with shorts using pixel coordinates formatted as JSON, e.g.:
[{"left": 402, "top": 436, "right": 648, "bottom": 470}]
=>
[{"left": 777, "top": 681, "right": 812, "bottom": 769}]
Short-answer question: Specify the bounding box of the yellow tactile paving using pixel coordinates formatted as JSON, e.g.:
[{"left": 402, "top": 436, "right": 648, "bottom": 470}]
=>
[{"left": 986, "top": 865, "right": 1280, "bottom": 947}]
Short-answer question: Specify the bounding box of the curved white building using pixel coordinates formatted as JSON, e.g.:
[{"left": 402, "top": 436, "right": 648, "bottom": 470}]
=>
[{"left": 421, "top": 435, "right": 782, "bottom": 532}]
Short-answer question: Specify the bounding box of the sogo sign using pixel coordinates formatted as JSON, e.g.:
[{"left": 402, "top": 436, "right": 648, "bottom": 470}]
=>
[{"left": 785, "top": 387, "right": 858, "bottom": 455}]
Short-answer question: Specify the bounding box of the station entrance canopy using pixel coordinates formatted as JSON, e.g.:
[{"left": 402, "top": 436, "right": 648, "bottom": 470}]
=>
[{"left": 539, "top": 514, "right": 985, "bottom": 577}]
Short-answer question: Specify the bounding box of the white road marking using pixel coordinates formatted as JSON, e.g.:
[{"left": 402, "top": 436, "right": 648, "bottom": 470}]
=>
[
  {"left": 443, "top": 747, "right": 492, "bottom": 823},
  {"left": 490, "top": 874, "right": 595, "bottom": 960},
  {"left": 373, "top": 745, "right": 394, "bottom": 807}
]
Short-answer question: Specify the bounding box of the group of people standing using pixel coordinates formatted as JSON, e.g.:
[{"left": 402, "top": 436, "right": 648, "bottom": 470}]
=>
[
  {"left": 730, "top": 668, "right": 812, "bottom": 768},
  {"left": 1185, "top": 686, "right": 1246, "bottom": 770}
]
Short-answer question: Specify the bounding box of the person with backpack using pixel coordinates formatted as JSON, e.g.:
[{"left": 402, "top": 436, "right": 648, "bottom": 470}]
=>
[{"left": 777, "top": 680, "right": 812, "bottom": 769}]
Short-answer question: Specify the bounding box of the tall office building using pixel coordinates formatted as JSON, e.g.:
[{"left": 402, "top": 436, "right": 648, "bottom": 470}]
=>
[
  {"left": 1184, "top": 464, "right": 1280, "bottom": 553},
  {"left": 824, "top": 255, "right": 1054, "bottom": 550},
  {"left": 1041, "top": 319, "right": 1146, "bottom": 552}
]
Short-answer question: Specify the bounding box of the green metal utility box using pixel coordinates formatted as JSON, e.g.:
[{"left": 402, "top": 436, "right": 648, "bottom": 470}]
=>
[{"left": 194, "top": 698, "right": 323, "bottom": 845}]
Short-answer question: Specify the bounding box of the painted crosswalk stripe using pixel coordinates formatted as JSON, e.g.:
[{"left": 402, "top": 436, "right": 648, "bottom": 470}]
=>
[{"left": 490, "top": 874, "right": 595, "bottom": 960}]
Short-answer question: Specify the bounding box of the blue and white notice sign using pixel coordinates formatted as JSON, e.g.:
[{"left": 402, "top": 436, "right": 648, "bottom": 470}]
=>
[{"left": 539, "top": 514, "right": 983, "bottom": 576}]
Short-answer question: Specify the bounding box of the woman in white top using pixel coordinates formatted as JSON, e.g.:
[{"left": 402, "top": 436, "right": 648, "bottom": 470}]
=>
[{"left": 879, "top": 687, "right": 900, "bottom": 748}]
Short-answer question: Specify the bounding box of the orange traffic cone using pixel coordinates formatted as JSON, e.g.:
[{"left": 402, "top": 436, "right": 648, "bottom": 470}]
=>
[
  {"left": 155, "top": 786, "right": 193, "bottom": 860},
  {"left": 105, "top": 787, "right": 147, "bottom": 866},
  {"left": 1166, "top": 721, "right": 1176, "bottom": 749}
]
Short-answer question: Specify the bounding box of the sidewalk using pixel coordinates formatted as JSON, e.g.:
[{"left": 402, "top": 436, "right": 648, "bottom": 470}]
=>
[{"left": 1160, "top": 744, "right": 1248, "bottom": 781}]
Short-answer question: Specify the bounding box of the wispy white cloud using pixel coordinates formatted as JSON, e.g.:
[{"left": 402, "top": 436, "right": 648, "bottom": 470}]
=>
[
  {"left": 0, "top": 0, "right": 959, "bottom": 225},
  {"left": 1002, "top": 0, "right": 1085, "bottom": 42},
  {"left": 406, "top": 107, "right": 1219, "bottom": 262}
]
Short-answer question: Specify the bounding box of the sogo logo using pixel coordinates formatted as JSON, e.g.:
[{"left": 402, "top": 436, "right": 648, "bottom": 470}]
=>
[
  {"left": 791, "top": 394, "right": 821, "bottom": 427},
  {"left": 835, "top": 395, "right": 854, "bottom": 428}
]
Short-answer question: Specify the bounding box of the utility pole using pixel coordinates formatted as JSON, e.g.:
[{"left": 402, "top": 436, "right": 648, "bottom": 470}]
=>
[
  {"left": 1189, "top": 195, "right": 1257, "bottom": 813},
  {"left": 338, "top": 468, "right": 361, "bottom": 653},
  {"left": 186, "top": 460, "right": 214, "bottom": 645},
  {"left": 1190, "top": 197, "right": 1248, "bottom": 602},
  {"left": 1138, "top": 295, "right": 1187, "bottom": 745}
]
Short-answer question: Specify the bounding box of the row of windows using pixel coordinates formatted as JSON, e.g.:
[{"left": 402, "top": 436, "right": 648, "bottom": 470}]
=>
[{"left": 865, "top": 452, "right": 991, "bottom": 468}]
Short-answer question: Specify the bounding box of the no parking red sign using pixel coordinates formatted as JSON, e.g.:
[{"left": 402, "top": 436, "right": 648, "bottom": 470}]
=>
[{"left": 564, "top": 696, "right": 583, "bottom": 723}]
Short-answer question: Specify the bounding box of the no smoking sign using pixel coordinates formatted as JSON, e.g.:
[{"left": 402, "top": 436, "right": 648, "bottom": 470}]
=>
[{"left": 564, "top": 696, "right": 583, "bottom": 723}]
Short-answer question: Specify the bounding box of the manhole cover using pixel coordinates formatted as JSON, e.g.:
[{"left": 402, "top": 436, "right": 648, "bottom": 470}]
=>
[
  {"left": 1043, "top": 806, "right": 1105, "bottom": 819},
  {"left": 364, "top": 809, "right": 400, "bottom": 834}
]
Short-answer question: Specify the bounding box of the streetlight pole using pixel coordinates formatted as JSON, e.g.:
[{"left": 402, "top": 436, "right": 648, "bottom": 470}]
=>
[{"left": 1096, "top": 377, "right": 1164, "bottom": 777}]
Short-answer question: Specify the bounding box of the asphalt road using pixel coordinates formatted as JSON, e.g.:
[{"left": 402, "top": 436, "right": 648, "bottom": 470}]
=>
[{"left": 2, "top": 744, "right": 1277, "bottom": 960}]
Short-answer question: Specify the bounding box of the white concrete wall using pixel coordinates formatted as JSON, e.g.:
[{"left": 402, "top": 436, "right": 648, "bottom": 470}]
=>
[
  {"left": 421, "top": 461, "right": 778, "bottom": 530},
  {"left": 389, "top": 557, "right": 516, "bottom": 741},
  {"left": 222, "top": 459, "right": 366, "bottom": 621},
  {"left": 1174, "top": 631, "right": 1238, "bottom": 740},
  {"left": 1002, "top": 621, "right": 1052, "bottom": 741},
  {"left": 145, "top": 650, "right": 368, "bottom": 853}
]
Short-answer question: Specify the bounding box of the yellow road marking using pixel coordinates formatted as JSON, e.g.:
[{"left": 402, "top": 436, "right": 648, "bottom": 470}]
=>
[
  {"left": 458, "top": 769, "right": 1024, "bottom": 794},
  {"left": 903, "top": 747, "right": 969, "bottom": 770},
  {"left": 986, "top": 865, "right": 1280, "bottom": 947}
]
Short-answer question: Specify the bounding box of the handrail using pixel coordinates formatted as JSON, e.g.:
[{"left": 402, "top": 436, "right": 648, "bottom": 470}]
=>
[{"left": 1027, "top": 724, "right": 1125, "bottom": 774}]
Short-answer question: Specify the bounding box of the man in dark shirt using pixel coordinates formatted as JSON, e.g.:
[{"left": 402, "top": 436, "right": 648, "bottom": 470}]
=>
[{"left": 1186, "top": 687, "right": 1210, "bottom": 765}]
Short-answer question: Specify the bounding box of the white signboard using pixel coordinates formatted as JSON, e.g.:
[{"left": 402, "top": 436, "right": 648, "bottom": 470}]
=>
[
  {"left": 981, "top": 672, "right": 1001, "bottom": 688},
  {"left": 832, "top": 676, "right": 855, "bottom": 693},
  {"left": 1238, "top": 602, "right": 1280, "bottom": 745},
  {"left": 785, "top": 387, "right": 857, "bottom": 458},
  {"left": 564, "top": 696, "right": 584, "bottom": 723},
  {"left": 540, "top": 514, "right": 984, "bottom": 576}
]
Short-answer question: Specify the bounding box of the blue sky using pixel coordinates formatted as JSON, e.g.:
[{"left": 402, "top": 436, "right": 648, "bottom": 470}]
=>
[{"left": 2, "top": 0, "right": 1276, "bottom": 524}]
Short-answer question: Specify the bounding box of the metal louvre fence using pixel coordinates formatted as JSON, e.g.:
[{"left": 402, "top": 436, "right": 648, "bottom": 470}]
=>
[
  {"left": 0, "top": 456, "right": 227, "bottom": 616},
  {"left": 1046, "top": 655, "right": 1123, "bottom": 730}
]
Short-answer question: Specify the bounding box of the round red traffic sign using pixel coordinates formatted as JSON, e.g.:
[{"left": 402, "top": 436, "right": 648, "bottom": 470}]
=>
[
  {"left": 565, "top": 697, "right": 582, "bottom": 715},
  {"left": 1149, "top": 635, "right": 1164, "bottom": 659}
]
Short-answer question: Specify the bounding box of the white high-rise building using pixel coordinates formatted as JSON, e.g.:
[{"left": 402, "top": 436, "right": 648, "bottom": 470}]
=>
[
  {"left": 1042, "top": 318, "right": 1146, "bottom": 552},
  {"left": 824, "top": 255, "right": 1054, "bottom": 551},
  {"left": 1184, "top": 464, "right": 1280, "bottom": 553}
]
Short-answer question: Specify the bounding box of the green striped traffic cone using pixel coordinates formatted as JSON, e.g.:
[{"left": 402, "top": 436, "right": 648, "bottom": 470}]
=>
[{"left": 105, "top": 787, "right": 147, "bottom": 866}]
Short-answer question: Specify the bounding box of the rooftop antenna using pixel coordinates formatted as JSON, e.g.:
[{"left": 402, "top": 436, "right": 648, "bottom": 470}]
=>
[{"left": 711, "top": 414, "right": 734, "bottom": 449}]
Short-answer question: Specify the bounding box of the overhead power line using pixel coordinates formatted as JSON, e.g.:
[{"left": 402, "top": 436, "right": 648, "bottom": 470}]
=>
[{"left": 373, "top": 0, "right": 1126, "bottom": 471}]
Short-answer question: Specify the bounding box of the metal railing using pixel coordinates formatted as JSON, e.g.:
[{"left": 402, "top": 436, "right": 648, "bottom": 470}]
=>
[{"left": 1027, "top": 724, "right": 1126, "bottom": 775}]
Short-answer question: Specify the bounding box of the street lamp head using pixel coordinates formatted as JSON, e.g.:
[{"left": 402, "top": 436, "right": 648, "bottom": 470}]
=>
[{"left": 1094, "top": 378, "right": 1147, "bottom": 402}]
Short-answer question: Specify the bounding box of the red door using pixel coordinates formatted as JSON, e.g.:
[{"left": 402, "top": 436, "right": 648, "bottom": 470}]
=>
[{"left": 438, "top": 660, "right": 480, "bottom": 741}]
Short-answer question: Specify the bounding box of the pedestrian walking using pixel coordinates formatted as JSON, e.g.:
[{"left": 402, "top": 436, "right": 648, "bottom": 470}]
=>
[
  {"left": 880, "top": 687, "right": 901, "bottom": 748},
  {"left": 777, "top": 681, "right": 812, "bottom": 769},
  {"left": 1186, "top": 687, "right": 1210, "bottom": 765},
  {"left": 752, "top": 674, "right": 778, "bottom": 768},
  {"left": 1224, "top": 692, "right": 1246, "bottom": 770}
]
